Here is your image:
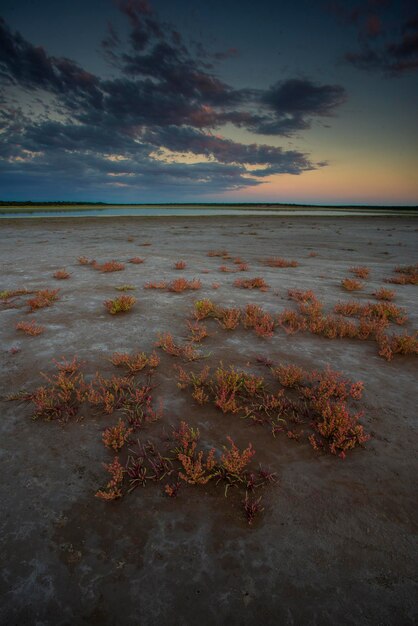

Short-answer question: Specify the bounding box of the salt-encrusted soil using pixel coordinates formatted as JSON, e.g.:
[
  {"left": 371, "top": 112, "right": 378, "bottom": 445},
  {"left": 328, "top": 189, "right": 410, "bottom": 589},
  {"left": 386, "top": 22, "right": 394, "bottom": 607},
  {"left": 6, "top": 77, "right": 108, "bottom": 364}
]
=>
[{"left": 0, "top": 215, "right": 417, "bottom": 625}]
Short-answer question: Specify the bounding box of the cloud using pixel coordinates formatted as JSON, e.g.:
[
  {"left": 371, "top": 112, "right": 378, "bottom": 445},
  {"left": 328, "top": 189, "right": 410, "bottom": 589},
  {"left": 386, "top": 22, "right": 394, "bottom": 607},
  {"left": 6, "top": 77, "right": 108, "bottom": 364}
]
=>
[
  {"left": 328, "top": 2, "right": 418, "bottom": 76},
  {"left": 253, "top": 79, "right": 347, "bottom": 135},
  {"left": 0, "top": 3, "right": 346, "bottom": 198}
]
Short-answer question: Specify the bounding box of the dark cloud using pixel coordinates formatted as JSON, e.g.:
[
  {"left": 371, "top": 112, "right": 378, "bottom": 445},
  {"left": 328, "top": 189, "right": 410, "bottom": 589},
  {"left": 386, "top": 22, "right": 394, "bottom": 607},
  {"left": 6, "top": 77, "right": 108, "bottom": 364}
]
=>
[
  {"left": 254, "top": 79, "right": 347, "bottom": 135},
  {"left": 328, "top": 2, "right": 418, "bottom": 75},
  {"left": 0, "top": 2, "right": 346, "bottom": 198}
]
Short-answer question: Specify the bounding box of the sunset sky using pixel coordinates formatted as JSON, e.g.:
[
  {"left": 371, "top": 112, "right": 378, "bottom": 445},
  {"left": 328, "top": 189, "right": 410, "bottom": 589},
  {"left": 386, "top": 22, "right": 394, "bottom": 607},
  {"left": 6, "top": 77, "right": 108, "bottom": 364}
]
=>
[{"left": 1, "top": 0, "right": 417, "bottom": 204}]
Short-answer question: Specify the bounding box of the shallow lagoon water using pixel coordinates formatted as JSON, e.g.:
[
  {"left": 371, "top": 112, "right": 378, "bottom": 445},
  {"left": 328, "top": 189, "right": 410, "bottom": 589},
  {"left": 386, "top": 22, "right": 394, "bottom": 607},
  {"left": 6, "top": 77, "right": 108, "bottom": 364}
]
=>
[{"left": 0, "top": 205, "right": 414, "bottom": 218}]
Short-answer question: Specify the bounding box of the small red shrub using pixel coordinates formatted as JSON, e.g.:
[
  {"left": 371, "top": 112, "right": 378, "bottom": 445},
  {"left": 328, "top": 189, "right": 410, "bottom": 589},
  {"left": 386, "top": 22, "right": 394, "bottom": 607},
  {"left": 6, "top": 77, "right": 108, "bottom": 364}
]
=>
[
  {"left": 263, "top": 257, "right": 298, "bottom": 268},
  {"left": 341, "top": 278, "right": 363, "bottom": 291},
  {"left": 373, "top": 288, "right": 395, "bottom": 301},
  {"left": 28, "top": 289, "right": 59, "bottom": 311},
  {"left": 16, "top": 320, "right": 44, "bottom": 336},
  {"left": 234, "top": 277, "right": 269, "bottom": 290},
  {"left": 350, "top": 266, "right": 370, "bottom": 279},
  {"left": 53, "top": 269, "right": 70, "bottom": 279}
]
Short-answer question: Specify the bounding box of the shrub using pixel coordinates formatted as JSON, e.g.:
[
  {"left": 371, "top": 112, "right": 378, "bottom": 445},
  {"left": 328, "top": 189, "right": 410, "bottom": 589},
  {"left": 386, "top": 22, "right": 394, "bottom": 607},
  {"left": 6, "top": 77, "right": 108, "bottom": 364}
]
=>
[
  {"left": 220, "top": 437, "right": 255, "bottom": 478},
  {"left": 277, "top": 309, "right": 307, "bottom": 334},
  {"left": 102, "top": 418, "right": 133, "bottom": 451},
  {"left": 263, "top": 257, "right": 298, "bottom": 268},
  {"left": 110, "top": 351, "right": 159, "bottom": 374},
  {"left": 144, "top": 281, "right": 167, "bottom": 289},
  {"left": 104, "top": 295, "right": 136, "bottom": 314},
  {"left": 288, "top": 289, "right": 317, "bottom": 303},
  {"left": 16, "top": 320, "right": 45, "bottom": 336},
  {"left": 350, "top": 266, "right": 370, "bottom": 279},
  {"left": 78, "top": 256, "right": 93, "bottom": 265},
  {"left": 95, "top": 457, "right": 124, "bottom": 500},
  {"left": 243, "top": 304, "right": 274, "bottom": 337},
  {"left": 341, "top": 278, "right": 363, "bottom": 291},
  {"left": 243, "top": 493, "right": 264, "bottom": 525},
  {"left": 373, "top": 288, "right": 395, "bottom": 301},
  {"left": 186, "top": 321, "right": 208, "bottom": 343},
  {"left": 129, "top": 257, "right": 145, "bottom": 264},
  {"left": 219, "top": 308, "right": 241, "bottom": 330},
  {"left": 96, "top": 260, "right": 125, "bottom": 272},
  {"left": 168, "top": 278, "right": 201, "bottom": 292},
  {"left": 53, "top": 269, "right": 70, "bottom": 279},
  {"left": 156, "top": 332, "right": 200, "bottom": 361},
  {"left": 174, "top": 261, "right": 186, "bottom": 270},
  {"left": 334, "top": 301, "right": 364, "bottom": 317},
  {"left": 234, "top": 277, "right": 269, "bottom": 290},
  {"left": 273, "top": 364, "right": 304, "bottom": 388},
  {"left": 28, "top": 289, "right": 59, "bottom": 311},
  {"left": 207, "top": 249, "right": 228, "bottom": 257},
  {"left": 193, "top": 299, "right": 219, "bottom": 320},
  {"left": 22, "top": 357, "right": 86, "bottom": 421}
]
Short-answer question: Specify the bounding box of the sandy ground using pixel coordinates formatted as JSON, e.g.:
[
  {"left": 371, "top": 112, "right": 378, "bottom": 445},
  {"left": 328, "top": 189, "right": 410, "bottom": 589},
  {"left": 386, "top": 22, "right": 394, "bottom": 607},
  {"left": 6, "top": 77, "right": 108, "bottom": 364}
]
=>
[{"left": 0, "top": 215, "right": 417, "bottom": 626}]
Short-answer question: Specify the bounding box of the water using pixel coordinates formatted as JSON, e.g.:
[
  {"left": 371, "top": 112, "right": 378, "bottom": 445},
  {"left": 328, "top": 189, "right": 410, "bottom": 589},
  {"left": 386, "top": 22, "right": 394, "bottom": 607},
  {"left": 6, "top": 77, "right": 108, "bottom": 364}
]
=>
[{"left": 0, "top": 205, "right": 415, "bottom": 218}]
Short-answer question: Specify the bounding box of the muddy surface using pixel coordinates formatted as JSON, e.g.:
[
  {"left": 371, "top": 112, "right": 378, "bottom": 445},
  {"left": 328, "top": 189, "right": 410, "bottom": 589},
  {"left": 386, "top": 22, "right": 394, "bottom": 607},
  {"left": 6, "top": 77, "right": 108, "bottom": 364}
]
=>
[{"left": 0, "top": 216, "right": 417, "bottom": 625}]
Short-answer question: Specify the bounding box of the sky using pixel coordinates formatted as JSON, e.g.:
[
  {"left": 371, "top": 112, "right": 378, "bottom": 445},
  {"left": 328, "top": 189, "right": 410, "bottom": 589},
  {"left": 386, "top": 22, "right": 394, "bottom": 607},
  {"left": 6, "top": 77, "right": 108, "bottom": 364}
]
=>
[{"left": 0, "top": 0, "right": 417, "bottom": 205}]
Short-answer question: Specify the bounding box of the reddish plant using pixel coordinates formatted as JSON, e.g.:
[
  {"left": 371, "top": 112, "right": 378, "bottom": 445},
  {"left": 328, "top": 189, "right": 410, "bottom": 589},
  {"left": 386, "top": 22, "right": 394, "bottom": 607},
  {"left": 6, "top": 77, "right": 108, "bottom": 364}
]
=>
[
  {"left": 384, "top": 263, "right": 418, "bottom": 285},
  {"left": 129, "top": 257, "right": 145, "bottom": 264},
  {"left": 178, "top": 448, "right": 216, "bottom": 485},
  {"left": 243, "top": 304, "right": 274, "bottom": 337},
  {"left": 243, "top": 493, "right": 264, "bottom": 525},
  {"left": 95, "top": 456, "right": 124, "bottom": 500},
  {"left": 110, "top": 351, "right": 159, "bottom": 374},
  {"left": 273, "top": 364, "right": 304, "bottom": 388},
  {"left": 95, "top": 260, "right": 125, "bottom": 272},
  {"left": 220, "top": 437, "right": 255, "bottom": 478},
  {"left": 341, "top": 278, "right": 363, "bottom": 291},
  {"left": 277, "top": 309, "right": 307, "bottom": 334},
  {"left": 193, "top": 299, "right": 219, "bottom": 320},
  {"left": 234, "top": 277, "right": 269, "bottom": 290},
  {"left": 168, "top": 278, "right": 202, "bottom": 292},
  {"left": 102, "top": 418, "right": 133, "bottom": 451},
  {"left": 263, "top": 257, "right": 298, "bottom": 268},
  {"left": 144, "top": 281, "right": 168, "bottom": 289},
  {"left": 174, "top": 260, "right": 186, "bottom": 270},
  {"left": 23, "top": 357, "right": 86, "bottom": 421},
  {"left": 104, "top": 295, "right": 136, "bottom": 314},
  {"left": 16, "top": 320, "right": 44, "bottom": 336},
  {"left": 350, "top": 266, "right": 370, "bottom": 279},
  {"left": 373, "top": 288, "right": 395, "bottom": 301},
  {"left": 164, "top": 482, "right": 181, "bottom": 497},
  {"left": 334, "top": 301, "right": 364, "bottom": 317},
  {"left": 78, "top": 256, "right": 93, "bottom": 265},
  {"left": 378, "top": 331, "right": 418, "bottom": 361},
  {"left": 186, "top": 320, "right": 208, "bottom": 343},
  {"left": 53, "top": 269, "right": 70, "bottom": 279},
  {"left": 288, "top": 289, "right": 318, "bottom": 304},
  {"left": 207, "top": 249, "right": 228, "bottom": 257},
  {"left": 156, "top": 332, "right": 200, "bottom": 361},
  {"left": 219, "top": 307, "right": 241, "bottom": 330},
  {"left": 28, "top": 289, "right": 60, "bottom": 311}
]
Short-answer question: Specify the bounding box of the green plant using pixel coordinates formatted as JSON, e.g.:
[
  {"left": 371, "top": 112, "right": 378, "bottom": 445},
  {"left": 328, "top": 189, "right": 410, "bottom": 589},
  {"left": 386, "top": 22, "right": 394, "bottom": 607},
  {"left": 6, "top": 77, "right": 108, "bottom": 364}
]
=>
[{"left": 104, "top": 295, "right": 136, "bottom": 314}]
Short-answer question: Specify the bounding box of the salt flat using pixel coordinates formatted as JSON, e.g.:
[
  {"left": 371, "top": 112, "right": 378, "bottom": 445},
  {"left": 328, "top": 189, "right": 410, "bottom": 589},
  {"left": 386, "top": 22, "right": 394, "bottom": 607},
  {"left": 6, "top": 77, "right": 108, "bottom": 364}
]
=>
[{"left": 0, "top": 215, "right": 417, "bottom": 625}]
